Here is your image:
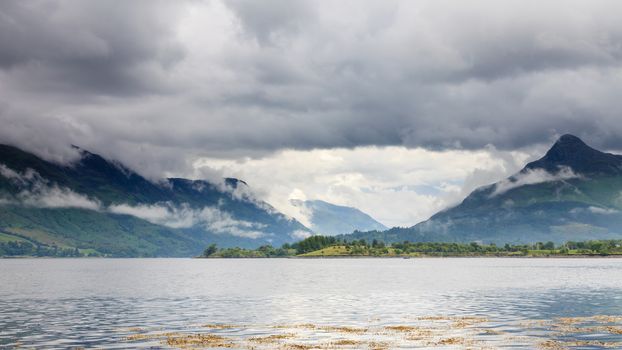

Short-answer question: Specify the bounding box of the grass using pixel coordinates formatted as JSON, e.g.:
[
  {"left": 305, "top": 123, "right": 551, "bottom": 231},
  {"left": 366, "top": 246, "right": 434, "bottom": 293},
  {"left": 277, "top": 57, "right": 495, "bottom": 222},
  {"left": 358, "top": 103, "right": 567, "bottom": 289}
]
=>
[
  {"left": 299, "top": 246, "right": 422, "bottom": 257},
  {"left": 299, "top": 246, "right": 351, "bottom": 256},
  {"left": 0, "top": 231, "right": 29, "bottom": 243},
  {"left": 4, "top": 227, "right": 72, "bottom": 247},
  {"left": 527, "top": 249, "right": 622, "bottom": 256},
  {"left": 298, "top": 246, "right": 622, "bottom": 258},
  {"left": 78, "top": 248, "right": 100, "bottom": 255}
]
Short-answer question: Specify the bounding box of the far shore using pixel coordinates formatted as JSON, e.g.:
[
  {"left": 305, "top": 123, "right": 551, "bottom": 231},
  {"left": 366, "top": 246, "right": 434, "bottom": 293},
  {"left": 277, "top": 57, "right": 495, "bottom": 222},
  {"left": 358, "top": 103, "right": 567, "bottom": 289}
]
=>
[
  {"left": 196, "top": 254, "right": 622, "bottom": 259},
  {"left": 4, "top": 254, "right": 622, "bottom": 259}
]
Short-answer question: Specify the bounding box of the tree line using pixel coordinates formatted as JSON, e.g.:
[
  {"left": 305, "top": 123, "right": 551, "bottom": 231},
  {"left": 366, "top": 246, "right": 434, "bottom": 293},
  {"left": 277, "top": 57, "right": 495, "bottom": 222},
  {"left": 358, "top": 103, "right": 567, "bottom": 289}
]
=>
[{"left": 201, "top": 236, "right": 622, "bottom": 258}]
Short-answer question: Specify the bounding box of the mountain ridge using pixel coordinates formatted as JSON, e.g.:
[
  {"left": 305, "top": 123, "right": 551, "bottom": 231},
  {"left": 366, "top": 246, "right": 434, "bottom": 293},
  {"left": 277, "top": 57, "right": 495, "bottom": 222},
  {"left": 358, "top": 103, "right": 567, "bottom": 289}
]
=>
[
  {"left": 0, "top": 143, "right": 310, "bottom": 256},
  {"left": 291, "top": 199, "right": 387, "bottom": 235},
  {"left": 342, "top": 134, "right": 622, "bottom": 244},
  {"left": 524, "top": 134, "right": 622, "bottom": 175}
]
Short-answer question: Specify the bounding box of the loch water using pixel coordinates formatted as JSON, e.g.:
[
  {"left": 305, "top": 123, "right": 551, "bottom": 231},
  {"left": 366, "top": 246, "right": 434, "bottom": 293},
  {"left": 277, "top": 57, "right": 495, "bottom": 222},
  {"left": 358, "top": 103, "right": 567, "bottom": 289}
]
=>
[{"left": 1, "top": 258, "right": 622, "bottom": 349}]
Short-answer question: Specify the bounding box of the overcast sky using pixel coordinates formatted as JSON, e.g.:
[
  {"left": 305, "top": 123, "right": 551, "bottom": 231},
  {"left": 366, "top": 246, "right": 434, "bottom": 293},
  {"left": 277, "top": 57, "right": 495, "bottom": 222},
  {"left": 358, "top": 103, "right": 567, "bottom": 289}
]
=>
[{"left": 2, "top": 0, "right": 622, "bottom": 227}]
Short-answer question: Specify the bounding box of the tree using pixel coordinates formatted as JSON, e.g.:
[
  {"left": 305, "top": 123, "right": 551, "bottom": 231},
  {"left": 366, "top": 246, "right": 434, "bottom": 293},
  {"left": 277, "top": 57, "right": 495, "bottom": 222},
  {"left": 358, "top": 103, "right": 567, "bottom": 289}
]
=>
[
  {"left": 203, "top": 244, "right": 218, "bottom": 257},
  {"left": 543, "top": 241, "right": 555, "bottom": 250}
]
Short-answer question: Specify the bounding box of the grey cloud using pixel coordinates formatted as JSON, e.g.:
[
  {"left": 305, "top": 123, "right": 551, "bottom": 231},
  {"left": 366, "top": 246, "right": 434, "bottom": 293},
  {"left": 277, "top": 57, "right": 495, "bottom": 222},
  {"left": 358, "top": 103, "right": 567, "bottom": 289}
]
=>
[
  {"left": 225, "top": 0, "right": 316, "bottom": 46},
  {"left": 0, "top": 0, "right": 185, "bottom": 96},
  {"left": 2, "top": 0, "right": 622, "bottom": 178}
]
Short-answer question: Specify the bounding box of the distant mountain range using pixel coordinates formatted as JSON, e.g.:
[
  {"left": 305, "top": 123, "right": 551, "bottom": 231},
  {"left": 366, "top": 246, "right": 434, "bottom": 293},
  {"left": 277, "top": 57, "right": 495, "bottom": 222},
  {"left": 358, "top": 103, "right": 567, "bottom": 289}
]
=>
[
  {"left": 4, "top": 133, "right": 622, "bottom": 256},
  {"left": 290, "top": 199, "right": 387, "bottom": 235},
  {"left": 0, "top": 144, "right": 310, "bottom": 256},
  {"left": 344, "top": 134, "right": 622, "bottom": 244}
]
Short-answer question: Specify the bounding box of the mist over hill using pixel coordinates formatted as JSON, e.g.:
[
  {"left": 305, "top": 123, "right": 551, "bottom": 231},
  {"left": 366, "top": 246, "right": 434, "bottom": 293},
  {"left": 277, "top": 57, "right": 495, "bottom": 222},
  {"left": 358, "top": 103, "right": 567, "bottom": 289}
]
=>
[{"left": 0, "top": 144, "right": 310, "bottom": 256}]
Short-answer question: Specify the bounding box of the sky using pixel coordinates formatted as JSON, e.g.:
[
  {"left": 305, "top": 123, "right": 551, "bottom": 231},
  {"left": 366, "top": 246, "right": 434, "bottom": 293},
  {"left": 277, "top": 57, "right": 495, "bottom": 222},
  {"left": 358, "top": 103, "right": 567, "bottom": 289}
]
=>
[{"left": 2, "top": 0, "right": 622, "bottom": 227}]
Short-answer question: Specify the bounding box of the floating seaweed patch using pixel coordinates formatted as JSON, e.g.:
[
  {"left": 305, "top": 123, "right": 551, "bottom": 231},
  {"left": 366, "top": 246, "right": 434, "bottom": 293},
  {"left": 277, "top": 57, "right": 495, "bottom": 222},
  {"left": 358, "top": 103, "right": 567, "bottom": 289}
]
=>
[
  {"left": 165, "top": 333, "right": 235, "bottom": 348},
  {"left": 120, "top": 314, "right": 622, "bottom": 350},
  {"left": 248, "top": 333, "right": 296, "bottom": 344},
  {"left": 202, "top": 324, "right": 239, "bottom": 329}
]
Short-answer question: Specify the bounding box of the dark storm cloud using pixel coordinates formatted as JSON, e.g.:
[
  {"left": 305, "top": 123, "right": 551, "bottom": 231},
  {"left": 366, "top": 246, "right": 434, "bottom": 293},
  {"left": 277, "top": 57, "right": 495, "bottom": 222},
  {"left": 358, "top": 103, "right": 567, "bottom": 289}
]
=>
[
  {"left": 2, "top": 0, "right": 622, "bottom": 177},
  {"left": 0, "top": 0, "right": 184, "bottom": 96}
]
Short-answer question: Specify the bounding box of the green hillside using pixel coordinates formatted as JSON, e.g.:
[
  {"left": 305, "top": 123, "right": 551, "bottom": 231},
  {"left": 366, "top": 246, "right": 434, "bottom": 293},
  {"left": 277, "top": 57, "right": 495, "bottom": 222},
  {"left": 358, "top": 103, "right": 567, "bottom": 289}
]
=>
[{"left": 0, "top": 144, "right": 310, "bottom": 256}]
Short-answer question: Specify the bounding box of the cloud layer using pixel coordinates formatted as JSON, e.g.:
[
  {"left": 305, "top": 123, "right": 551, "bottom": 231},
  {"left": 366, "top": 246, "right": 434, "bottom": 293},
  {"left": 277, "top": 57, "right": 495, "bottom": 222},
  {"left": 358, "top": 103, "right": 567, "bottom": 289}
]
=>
[
  {"left": 2, "top": 1, "right": 622, "bottom": 167},
  {"left": 3, "top": 1, "right": 622, "bottom": 226}
]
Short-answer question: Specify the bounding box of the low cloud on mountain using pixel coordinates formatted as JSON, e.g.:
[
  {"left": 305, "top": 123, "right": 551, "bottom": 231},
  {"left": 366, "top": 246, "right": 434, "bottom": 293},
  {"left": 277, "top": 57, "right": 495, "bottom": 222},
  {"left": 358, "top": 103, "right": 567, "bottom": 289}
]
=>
[
  {"left": 491, "top": 166, "right": 580, "bottom": 197},
  {"left": 0, "top": 163, "right": 101, "bottom": 210},
  {"left": 109, "top": 203, "right": 268, "bottom": 239},
  {"left": 0, "top": 163, "right": 269, "bottom": 239}
]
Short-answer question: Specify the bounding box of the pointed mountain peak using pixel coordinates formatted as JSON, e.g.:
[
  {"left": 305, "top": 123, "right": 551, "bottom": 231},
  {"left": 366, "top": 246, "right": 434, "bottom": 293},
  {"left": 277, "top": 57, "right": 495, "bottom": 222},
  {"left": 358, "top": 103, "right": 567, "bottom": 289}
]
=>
[
  {"left": 554, "top": 133, "right": 588, "bottom": 146},
  {"left": 558, "top": 133, "right": 583, "bottom": 142},
  {"left": 525, "top": 134, "right": 622, "bottom": 175},
  {"left": 546, "top": 134, "right": 591, "bottom": 155},
  {"left": 539, "top": 134, "right": 597, "bottom": 165}
]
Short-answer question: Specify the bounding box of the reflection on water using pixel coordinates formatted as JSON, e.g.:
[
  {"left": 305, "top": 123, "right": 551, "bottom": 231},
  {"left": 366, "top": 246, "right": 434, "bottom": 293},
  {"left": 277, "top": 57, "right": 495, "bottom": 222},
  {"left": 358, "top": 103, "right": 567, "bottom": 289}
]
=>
[{"left": 1, "top": 258, "right": 621, "bottom": 349}]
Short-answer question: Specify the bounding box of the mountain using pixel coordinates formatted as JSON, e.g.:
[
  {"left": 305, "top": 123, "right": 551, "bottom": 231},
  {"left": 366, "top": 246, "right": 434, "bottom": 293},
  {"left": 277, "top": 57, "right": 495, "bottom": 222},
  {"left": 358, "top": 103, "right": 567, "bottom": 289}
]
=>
[
  {"left": 290, "top": 199, "right": 387, "bottom": 235},
  {"left": 343, "top": 134, "right": 622, "bottom": 244},
  {"left": 0, "top": 144, "right": 310, "bottom": 256}
]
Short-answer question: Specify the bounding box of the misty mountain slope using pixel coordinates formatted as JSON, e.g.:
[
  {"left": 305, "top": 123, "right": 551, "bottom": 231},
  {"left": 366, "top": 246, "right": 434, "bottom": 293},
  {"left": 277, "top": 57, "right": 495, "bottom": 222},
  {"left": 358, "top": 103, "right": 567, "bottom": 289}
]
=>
[
  {"left": 0, "top": 145, "right": 173, "bottom": 205},
  {"left": 0, "top": 144, "right": 310, "bottom": 256},
  {"left": 167, "top": 178, "right": 302, "bottom": 233},
  {"left": 0, "top": 206, "right": 200, "bottom": 257},
  {"left": 343, "top": 134, "right": 622, "bottom": 244},
  {"left": 291, "top": 199, "right": 387, "bottom": 235}
]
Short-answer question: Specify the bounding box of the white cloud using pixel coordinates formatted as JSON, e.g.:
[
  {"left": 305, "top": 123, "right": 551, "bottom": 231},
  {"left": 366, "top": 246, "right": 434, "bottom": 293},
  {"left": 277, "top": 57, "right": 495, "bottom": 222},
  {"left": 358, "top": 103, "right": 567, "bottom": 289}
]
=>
[
  {"left": 491, "top": 166, "right": 579, "bottom": 197},
  {"left": 0, "top": 164, "right": 40, "bottom": 184},
  {"left": 18, "top": 185, "right": 101, "bottom": 211},
  {"left": 289, "top": 198, "right": 313, "bottom": 228},
  {"left": 0, "top": 164, "right": 22, "bottom": 180},
  {"left": 108, "top": 202, "right": 267, "bottom": 239},
  {"left": 108, "top": 202, "right": 197, "bottom": 228},
  {"left": 197, "top": 206, "right": 267, "bottom": 239},
  {"left": 0, "top": 163, "right": 101, "bottom": 210},
  {"left": 290, "top": 230, "right": 312, "bottom": 240},
  {"left": 193, "top": 146, "right": 533, "bottom": 227},
  {"left": 588, "top": 206, "right": 619, "bottom": 215}
]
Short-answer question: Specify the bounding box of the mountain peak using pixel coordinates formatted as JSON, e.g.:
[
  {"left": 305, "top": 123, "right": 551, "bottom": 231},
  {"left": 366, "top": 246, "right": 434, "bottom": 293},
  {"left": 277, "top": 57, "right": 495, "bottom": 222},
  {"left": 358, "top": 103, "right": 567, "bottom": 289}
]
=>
[
  {"left": 548, "top": 134, "right": 590, "bottom": 155},
  {"left": 525, "top": 134, "right": 622, "bottom": 175},
  {"left": 555, "top": 133, "right": 587, "bottom": 146}
]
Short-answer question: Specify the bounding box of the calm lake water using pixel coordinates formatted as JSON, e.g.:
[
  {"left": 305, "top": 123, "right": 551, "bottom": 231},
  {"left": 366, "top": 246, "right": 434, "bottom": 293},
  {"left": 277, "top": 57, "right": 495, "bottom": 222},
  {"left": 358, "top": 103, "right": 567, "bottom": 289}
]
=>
[{"left": 1, "top": 258, "right": 622, "bottom": 349}]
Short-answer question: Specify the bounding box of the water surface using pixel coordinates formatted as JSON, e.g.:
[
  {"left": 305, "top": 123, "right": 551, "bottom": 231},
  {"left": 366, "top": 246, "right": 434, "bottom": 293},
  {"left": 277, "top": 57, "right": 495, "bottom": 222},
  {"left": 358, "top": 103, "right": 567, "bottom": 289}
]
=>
[{"left": 1, "top": 258, "right": 622, "bottom": 349}]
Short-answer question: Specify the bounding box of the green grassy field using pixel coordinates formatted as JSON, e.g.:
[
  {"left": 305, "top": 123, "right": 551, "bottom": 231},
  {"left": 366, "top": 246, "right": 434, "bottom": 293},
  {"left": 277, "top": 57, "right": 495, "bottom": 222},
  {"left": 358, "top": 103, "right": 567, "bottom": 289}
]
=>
[
  {"left": 0, "top": 231, "right": 29, "bottom": 243},
  {"left": 297, "top": 245, "right": 622, "bottom": 258},
  {"left": 298, "top": 245, "right": 352, "bottom": 256}
]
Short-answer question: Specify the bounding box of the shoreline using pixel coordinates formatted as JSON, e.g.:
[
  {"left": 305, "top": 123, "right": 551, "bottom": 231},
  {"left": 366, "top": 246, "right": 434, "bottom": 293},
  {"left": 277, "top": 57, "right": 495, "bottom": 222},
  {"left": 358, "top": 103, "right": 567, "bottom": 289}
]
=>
[
  {"left": 196, "top": 254, "right": 622, "bottom": 259},
  {"left": 4, "top": 254, "right": 622, "bottom": 259}
]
